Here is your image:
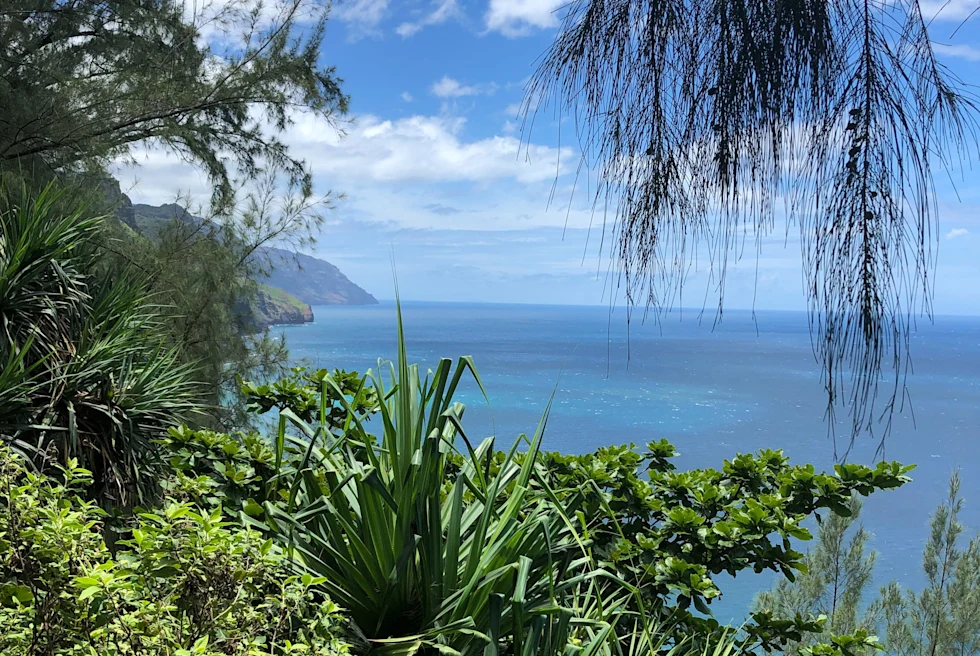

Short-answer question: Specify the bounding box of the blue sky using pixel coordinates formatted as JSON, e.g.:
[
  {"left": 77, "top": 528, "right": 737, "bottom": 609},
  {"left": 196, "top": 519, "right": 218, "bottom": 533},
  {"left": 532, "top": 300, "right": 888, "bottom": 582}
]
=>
[{"left": 117, "top": 0, "right": 980, "bottom": 313}]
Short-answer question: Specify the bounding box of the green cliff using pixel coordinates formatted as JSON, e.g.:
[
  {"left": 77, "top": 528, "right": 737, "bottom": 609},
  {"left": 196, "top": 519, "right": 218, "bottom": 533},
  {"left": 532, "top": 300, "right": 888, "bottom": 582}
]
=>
[{"left": 249, "top": 284, "right": 315, "bottom": 329}]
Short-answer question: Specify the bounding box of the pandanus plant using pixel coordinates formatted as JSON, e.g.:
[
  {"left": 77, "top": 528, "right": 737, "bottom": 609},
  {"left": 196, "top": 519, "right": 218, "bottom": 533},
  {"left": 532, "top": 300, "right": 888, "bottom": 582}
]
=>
[{"left": 252, "top": 304, "right": 644, "bottom": 655}]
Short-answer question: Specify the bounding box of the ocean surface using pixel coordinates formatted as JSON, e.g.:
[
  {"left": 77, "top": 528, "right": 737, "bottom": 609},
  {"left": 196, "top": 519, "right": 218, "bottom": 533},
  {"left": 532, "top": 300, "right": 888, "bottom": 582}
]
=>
[{"left": 274, "top": 301, "right": 980, "bottom": 623}]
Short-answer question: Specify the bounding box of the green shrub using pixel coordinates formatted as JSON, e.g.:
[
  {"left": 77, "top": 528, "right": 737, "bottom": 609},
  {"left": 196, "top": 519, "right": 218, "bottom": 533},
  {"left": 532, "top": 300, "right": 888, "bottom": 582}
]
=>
[
  {"left": 527, "top": 443, "right": 912, "bottom": 654},
  {"left": 0, "top": 183, "right": 201, "bottom": 506},
  {"left": 209, "top": 309, "right": 913, "bottom": 656},
  {"left": 0, "top": 444, "right": 350, "bottom": 656},
  {"left": 162, "top": 424, "right": 278, "bottom": 514}
]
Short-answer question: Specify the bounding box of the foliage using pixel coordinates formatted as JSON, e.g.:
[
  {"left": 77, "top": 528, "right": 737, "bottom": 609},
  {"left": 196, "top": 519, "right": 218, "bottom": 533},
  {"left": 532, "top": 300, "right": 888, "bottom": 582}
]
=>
[
  {"left": 154, "top": 365, "right": 377, "bottom": 517},
  {"left": 0, "top": 0, "right": 351, "bottom": 432},
  {"left": 878, "top": 473, "right": 980, "bottom": 656},
  {"left": 0, "top": 443, "right": 350, "bottom": 656},
  {"left": 521, "top": 0, "right": 979, "bottom": 448},
  {"left": 0, "top": 182, "right": 201, "bottom": 505},
  {"left": 238, "top": 312, "right": 631, "bottom": 656},
  {"left": 754, "top": 497, "right": 883, "bottom": 656},
  {"left": 103, "top": 174, "right": 331, "bottom": 429},
  {"left": 0, "top": 0, "right": 348, "bottom": 207},
  {"left": 750, "top": 472, "right": 980, "bottom": 656},
  {"left": 522, "top": 441, "right": 911, "bottom": 655},
  {"left": 162, "top": 425, "right": 278, "bottom": 514},
  {"left": 241, "top": 366, "right": 379, "bottom": 424},
  {"left": 176, "top": 311, "right": 914, "bottom": 656}
]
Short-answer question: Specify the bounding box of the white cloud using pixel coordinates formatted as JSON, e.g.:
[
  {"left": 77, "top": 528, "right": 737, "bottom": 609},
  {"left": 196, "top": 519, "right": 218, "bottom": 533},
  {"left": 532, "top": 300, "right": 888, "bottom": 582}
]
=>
[
  {"left": 485, "top": 0, "right": 564, "bottom": 36},
  {"left": 933, "top": 43, "right": 980, "bottom": 61},
  {"left": 431, "top": 75, "right": 497, "bottom": 98},
  {"left": 920, "top": 0, "right": 980, "bottom": 20},
  {"left": 432, "top": 76, "right": 477, "bottom": 97},
  {"left": 332, "top": 0, "right": 389, "bottom": 37},
  {"left": 111, "top": 146, "right": 214, "bottom": 206},
  {"left": 396, "top": 0, "right": 458, "bottom": 37},
  {"left": 286, "top": 112, "right": 571, "bottom": 185},
  {"left": 946, "top": 227, "right": 970, "bottom": 239},
  {"left": 401, "top": 91, "right": 413, "bottom": 102},
  {"left": 504, "top": 102, "right": 523, "bottom": 117},
  {"left": 114, "top": 111, "right": 574, "bottom": 192}
]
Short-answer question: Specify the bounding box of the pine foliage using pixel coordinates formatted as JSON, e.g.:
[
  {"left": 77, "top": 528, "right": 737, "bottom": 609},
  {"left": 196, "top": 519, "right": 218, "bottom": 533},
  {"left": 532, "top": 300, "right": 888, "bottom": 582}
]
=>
[
  {"left": 0, "top": 0, "right": 348, "bottom": 207},
  {"left": 522, "top": 0, "right": 979, "bottom": 449}
]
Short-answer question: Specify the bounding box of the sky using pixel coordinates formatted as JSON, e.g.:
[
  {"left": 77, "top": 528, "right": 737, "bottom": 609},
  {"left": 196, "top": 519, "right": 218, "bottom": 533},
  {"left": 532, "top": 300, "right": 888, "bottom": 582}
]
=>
[{"left": 115, "top": 0, "right": 980, "bottom": 313}]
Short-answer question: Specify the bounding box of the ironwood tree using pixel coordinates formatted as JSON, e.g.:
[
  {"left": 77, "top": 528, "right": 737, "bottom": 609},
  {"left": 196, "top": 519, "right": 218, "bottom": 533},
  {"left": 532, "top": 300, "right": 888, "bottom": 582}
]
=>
[{"left": 521, "top": 0, "right": 979, "bottom": 451}]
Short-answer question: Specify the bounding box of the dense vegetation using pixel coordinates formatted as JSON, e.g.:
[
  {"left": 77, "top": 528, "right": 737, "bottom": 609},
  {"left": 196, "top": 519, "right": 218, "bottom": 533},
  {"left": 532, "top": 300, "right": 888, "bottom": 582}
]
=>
[
  {"left": 114, "top": 310, "right": 915, "bottom": 656},
  {"left": 0, "top": 183, "right": 201, "bottom": 506},
  {"left": 0, "top": 0, "right": 347, "bottom": 433},
  {"left": 2, "top": 0, "right": 977, "bottom": 654},
  {"left": 0, "top": 445, "right": 349, "bottom": 656},
  {"left": 0, "top": 180, "right": 974, "bottom": 654},
  {"left": 102, "top": 172, "right": 330, "bottom": 428},
  {"left": 755, "top": 474, "right": 980, "bottom": 656}
]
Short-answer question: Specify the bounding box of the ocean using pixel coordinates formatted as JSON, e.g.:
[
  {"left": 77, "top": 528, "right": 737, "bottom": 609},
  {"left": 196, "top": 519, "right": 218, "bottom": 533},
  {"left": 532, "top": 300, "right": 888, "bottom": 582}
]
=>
[{"left": 274, "top": 301, "right": 980, "bottom": 623}]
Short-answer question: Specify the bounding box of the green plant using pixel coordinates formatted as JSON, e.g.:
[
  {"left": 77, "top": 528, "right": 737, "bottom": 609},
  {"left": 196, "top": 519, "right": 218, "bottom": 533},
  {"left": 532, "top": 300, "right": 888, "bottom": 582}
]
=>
[
  {"left": 0, "top": 443, "right": 350, "bottom": 656},
  {"left": 161, "top": 424, "right": 277, "bottom": 513},
  {"left": 225, "top": 307, "right": 913, "bottom": 656},
  {"left": 522, "top": 442, "right": 912, "bottom": 655},
  {"left": 242, "top": 366, "right": 379, "bottom": 426},
  {"left": 156, "top": 367, "right": 378, "bottom": 518},
  {"left": 0, "top": 445, "right": 104, "bottom": 653},
  {"left": 877, "top": 472, "right": 980, "bottom": 656},
  {"left": 244, "top": 309, "right": 629, "bottom": 656},
  {"left": 753, "top": 496, "right": 883, "bottom": 656},
  {"left": 100, "top": 173, "right": 334, "bottom": 431},
  {"left": 0, "top": 183, "right": 201, "bottom": 505},
  {"left": 748, "top": 472, "right": 980, "bottom": 656}
]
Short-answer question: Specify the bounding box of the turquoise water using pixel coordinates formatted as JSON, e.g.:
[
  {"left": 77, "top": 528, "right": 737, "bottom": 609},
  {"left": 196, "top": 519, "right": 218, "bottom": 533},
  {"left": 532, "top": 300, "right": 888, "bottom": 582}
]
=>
[{"left": 275, "top": 301, "right": 980, "bottom": 623}]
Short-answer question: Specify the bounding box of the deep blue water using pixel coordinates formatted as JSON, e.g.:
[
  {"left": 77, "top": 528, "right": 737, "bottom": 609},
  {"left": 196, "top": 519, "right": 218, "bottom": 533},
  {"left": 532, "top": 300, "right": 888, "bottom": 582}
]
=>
[{"left": 275, "top": 301, "right": 980, "bottom": 623}]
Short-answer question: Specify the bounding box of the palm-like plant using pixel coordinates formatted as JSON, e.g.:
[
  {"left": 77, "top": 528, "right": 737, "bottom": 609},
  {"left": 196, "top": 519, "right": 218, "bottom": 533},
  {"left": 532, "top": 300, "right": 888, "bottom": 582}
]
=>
[
  {"left": 0, "top": 183, "right": 201, "bottom": 505},
  {"left": 253, "top": 305, "right": 639, "bottom": 655}
]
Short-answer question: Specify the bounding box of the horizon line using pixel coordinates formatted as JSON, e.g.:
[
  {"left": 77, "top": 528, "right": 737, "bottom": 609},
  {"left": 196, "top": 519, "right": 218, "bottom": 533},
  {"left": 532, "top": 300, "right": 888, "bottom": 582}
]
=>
[{"left": 321, "top": 299, "right": 980, "bottom": 319}]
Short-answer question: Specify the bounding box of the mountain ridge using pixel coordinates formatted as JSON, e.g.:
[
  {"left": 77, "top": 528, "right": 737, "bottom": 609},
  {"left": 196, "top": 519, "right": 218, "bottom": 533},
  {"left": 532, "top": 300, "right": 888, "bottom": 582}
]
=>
[{"left": 125, "top": 202, "right": 378, "bottom": 323}]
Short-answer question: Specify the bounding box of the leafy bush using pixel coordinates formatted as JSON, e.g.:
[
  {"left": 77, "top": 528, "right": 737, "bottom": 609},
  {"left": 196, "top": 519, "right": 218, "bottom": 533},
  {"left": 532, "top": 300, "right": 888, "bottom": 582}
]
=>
[
  {"left": 0, "top": 444, "right": 350, "bottom": 656},
  {"left": 187, "top": 310, "right": 913, "bottom": 656},
  {"left": 243, "top": 325, "right": 625, "bottom": 655},
  {"left": 162, "top": 424, "right": 279, "bottom": 514},
  {"left": 529, "top": 442, "right": 911, "bottom": 654},
  {"left": 0, "top": 183, "right": 201, "bottom": 505}
]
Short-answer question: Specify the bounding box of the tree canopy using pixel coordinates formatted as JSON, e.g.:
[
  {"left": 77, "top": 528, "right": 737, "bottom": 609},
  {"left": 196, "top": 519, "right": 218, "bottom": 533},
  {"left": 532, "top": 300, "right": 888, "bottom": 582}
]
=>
[
  {"left": 521, "top": 0, "right": 979, "bottom": 451},
  {"left": 105, "top": 171, "right": 330, "bottom": 428},
  {"left": 0, "top": 0, "right": 347, "bottom": 205},
  {"left": 0, "top": 0, "right": 350, "bottom": 433}
]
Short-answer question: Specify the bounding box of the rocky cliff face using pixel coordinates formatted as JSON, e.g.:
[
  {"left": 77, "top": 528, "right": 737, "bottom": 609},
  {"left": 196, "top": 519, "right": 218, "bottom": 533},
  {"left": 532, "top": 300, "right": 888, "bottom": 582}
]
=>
[
  {"left": 247, "top": 285, "right": 314, "bottom": 330},
  {"left": 262, "top": 249, "right": 378, "bottom": 305},
  {"left": 125, "top": 202, "right": 377, "bottom": 307}
]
